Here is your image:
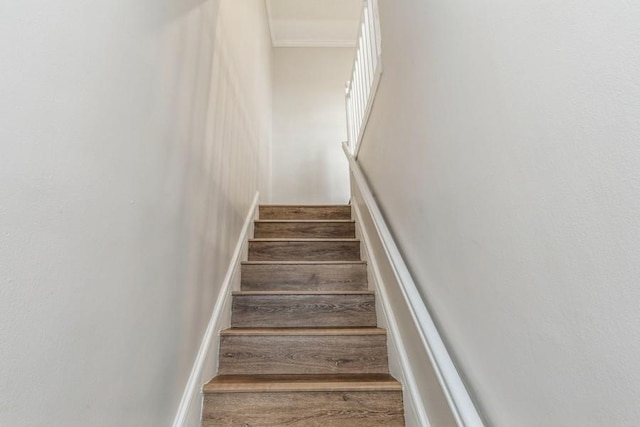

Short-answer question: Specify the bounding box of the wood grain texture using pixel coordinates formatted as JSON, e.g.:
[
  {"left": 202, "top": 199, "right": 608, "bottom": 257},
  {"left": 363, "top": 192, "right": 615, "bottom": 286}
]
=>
[
  {"left": 202, "top": 203, "right": 405, "bottom": 426},
  {"left": 241, "top": 262, "right": 368, "bottom": 291},
  {"left": 248, "top": 239, "right": 361, "bottom": 261},
  {"left": 254, "top": 220, "right": 356, "bottom": 239},
  {"left": 220, "top": 327, "right": 386, "bottom": 336},
  {"left": 218, "top": 331, "right": 389, "bottom": 375},
  {"left": 231, "top": 293, "right": 377, "bottom": 328},
  {"left": 203, "top": 391, "right": 405, "bottom": 426},
  {"left": 259, "top": 205, "right": 352, "bottom": 220},
  {"left": 233, "top": 291, "right": 375, "bottom": 296},
  {"left": 204, "top": 374, "right": 402, "bottom": 393}
]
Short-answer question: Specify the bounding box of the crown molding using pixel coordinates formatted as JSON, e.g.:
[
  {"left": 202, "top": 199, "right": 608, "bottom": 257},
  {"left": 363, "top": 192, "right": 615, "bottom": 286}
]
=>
[
  {"left": 273, "top": 39, "right": 357, "bottom": 48},
  {"left": 265, "top": 0, "right": 358, "bottom": 48}
]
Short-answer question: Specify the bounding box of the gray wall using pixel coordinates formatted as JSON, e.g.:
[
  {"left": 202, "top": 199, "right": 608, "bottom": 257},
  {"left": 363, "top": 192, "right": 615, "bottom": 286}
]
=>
[
  {"left": 0, "top": 0, "right": 272, "bottom": 425},
  {"left": 357, "top": 0, "right": 640, "bottom": 425}
]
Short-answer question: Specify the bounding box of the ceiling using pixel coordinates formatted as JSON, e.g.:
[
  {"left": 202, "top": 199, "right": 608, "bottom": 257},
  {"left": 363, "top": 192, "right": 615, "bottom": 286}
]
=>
[{"left": 266, "top": 0, "right": 362, "bottom": 47}]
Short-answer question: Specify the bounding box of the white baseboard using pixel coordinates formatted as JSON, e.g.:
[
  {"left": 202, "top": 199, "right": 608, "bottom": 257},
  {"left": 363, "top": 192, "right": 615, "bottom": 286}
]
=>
[
  {"left": 344, "top": 142, "right": 484, "bottom": 427},
  {"left": 172, "top": 192, "right": 260, "bottom": 427},
  {"left": 352, "top": 200, "right": 431, "bottom": 427}
]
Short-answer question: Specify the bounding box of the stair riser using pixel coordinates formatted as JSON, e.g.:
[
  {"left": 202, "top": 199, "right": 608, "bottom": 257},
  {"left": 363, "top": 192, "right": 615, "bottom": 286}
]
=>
[
  {"left": 219, "top": 334, "right": 388, "bottom": 375},
  {"left": 203, "top": 391, "right": 405, "bottom": 426},
  {"left": 231, "top": 294, "right": 377, "bottom": 328},
  {"left": 241, "top": 263, "right": 368, "bottom": 291},
  {"left": 248, "top": 241, "right": 360, "bottom": 261},
  {"left": 260, "top": 206, "right": 351, "bottom": 220},
  {"left": 254, "top": 222, "right": 355, "bottom": 239}
]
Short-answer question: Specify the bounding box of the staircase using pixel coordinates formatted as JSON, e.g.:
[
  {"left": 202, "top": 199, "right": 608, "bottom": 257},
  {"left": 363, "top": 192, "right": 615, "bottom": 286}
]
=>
[{"left": 202, "top": 205, "right": 405, "bottom": 426}]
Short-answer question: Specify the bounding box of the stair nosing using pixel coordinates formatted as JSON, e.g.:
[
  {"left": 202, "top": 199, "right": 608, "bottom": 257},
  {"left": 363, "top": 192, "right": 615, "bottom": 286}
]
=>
[
  {"left": 260, "top": 204, "right": 351, "bottom": 208},
  {"left": 242, "top": 261, "right": 366, "bottom": 265},
  {"left": 203, "top": 374, "right": 401, "bottom": 393},
  {"left": 221, "top": 327, "right": 385, "bottom": 336},
  {"left": 255, "top": 220, "right": 355, "bottom": 223},
  {"left": 249, "top": 238, "right": 359, "bottom": 242},
  {"left": 232, "top": 291, "right": 374, "bottom": 296}
]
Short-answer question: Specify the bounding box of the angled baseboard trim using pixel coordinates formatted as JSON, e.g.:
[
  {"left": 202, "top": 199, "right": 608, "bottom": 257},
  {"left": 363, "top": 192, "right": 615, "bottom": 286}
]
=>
[
  {"left": 344, "top": 142, "right": 485, "bottom": 427},
  {"left": 172, "top": 192, "right": 260, "bottom": 427},
  {"left": 351, "top": 199, "right": 431, "bottom": 427}
]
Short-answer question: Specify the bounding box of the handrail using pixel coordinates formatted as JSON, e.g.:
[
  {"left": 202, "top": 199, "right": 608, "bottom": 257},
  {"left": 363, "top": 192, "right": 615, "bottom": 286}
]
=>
[
  {"left": 343, "top": 142, "right": 485, "bottom": 427},
  {"left": 345, "top": 0, "right": 383, "bottom": 158}
]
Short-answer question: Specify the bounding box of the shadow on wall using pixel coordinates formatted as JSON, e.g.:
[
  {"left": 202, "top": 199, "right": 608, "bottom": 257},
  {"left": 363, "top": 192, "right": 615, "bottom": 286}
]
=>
[
  {"left": 154, "top": 0, "right": 265, "bottom": 420},
  {"left": 166, "top": 0, "right": 212, "bottom": 22},
  {"left": 0, "top": 0, "right": 270, "bottom": 425}
]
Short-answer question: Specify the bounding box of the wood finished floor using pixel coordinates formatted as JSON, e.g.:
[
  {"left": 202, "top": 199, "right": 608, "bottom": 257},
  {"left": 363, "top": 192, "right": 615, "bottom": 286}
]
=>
[
  {"left": 240, "top": 261, "right": 368, "bottom": 291},
  {"left": 202, "top": 205, "right": 405, "bottom": 426},
  {"left": 254, "top": 220, "right": 356, "bottom": 239},
  {"left": 248, "top": 239, "right": 361, "bottom": 262}
]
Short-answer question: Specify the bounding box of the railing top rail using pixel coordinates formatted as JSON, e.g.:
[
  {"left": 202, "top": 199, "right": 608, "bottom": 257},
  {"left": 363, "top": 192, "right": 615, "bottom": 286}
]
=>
[{"left": 344, "top": 0, "right": 383, "bottom": 156}]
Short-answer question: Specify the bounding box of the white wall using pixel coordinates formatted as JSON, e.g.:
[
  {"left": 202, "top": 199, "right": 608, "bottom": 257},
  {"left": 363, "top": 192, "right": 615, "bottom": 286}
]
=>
[
  {"left": 271, "top": 48, "right": 352, "bottom": 204},
  {"left": 351, "top": 180, "right": 458, "bottom": 427},
  {"left": 0, "top": 0, "right": 272, "bottom": 426},
  {"left": 356, "top": 1, "right": 640, "bottom": 426}
]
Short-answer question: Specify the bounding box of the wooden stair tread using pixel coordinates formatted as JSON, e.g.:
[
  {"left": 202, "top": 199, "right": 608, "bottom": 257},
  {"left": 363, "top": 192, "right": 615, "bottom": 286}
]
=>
[
  {"left": 242, "top": 260, "right": 366, "bottom": 265},
  {"left": 219, "top": 330, "right": 388, "bottom": 375},
  {"left": 221, "top": 327, "right": 385, "bottom": 336},
  {"left": 233, "top": 291, "right": 374, "bottom": 296},
  {"left": 256, "top": 220, "right": 355, "bottom": 223},
  {"left": 232, "top": 292, "right": 376, "bottom": 328},
  {"left": 255, "top": 221, "right": 356, "bottom": 239},
  {"left": 241, "top": 261, "right": 368, "bottom": 291},
  {"left": 260, "top": 204, "right": 351, "bottom": 207},
  {"left": 204, "top": 374, "right": 402, "bottom": 393},
  {"left": 259, "top": 205, "right": 352, "bottom": 220},
  {"left": 203, "top": 202, "right": 404, "bottom": 424},
  {"left": 250, "top": 238, "right": 359, "bottom": 242},
  {"left": 249, "top": 239, "right": 361, "bottom": 262}
]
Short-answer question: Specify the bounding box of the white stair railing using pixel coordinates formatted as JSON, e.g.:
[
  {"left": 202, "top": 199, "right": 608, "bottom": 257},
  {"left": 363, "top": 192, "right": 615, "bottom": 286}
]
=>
[{"left": 345, "top": 0, "right": 382, "bottom": 157}]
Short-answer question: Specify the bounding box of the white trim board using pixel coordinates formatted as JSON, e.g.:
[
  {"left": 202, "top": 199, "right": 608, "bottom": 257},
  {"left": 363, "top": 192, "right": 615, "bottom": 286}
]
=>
[
  {"left": 343, "top": 143, "right": 485, "bottom": 427},
  {"left": 352, "top": 200, "right": 431, "bottom": 427},
  {"left": 273, "top": 39, "right": 356, "bottom": 48},
  {"left": 172, "top": 192, "right": 260, "bottom": 427},
  {"left": 265, "top": 0, "right": 359, "bottom": 48}
]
